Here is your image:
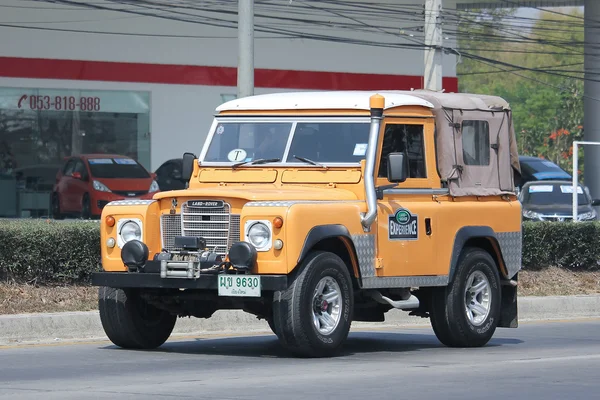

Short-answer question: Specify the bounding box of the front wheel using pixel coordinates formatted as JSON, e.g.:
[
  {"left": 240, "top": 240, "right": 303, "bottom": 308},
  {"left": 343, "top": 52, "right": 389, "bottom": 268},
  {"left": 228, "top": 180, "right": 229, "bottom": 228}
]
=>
[
  {"left": 98, "top": 286, "right": 177, "bottom": 349},
  {"left": 272, "top": 251, "right": 354, "bottom": 357},
  {"left": 430, "top": 247, "right": 501, "bottom": 347}
]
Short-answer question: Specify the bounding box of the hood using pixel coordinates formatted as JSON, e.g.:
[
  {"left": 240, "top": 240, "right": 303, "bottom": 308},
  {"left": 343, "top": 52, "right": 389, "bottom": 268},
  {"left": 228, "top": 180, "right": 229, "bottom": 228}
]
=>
[
  {"left": 522, "top": 203, "right": 592, "bottom": 215},
  {"left": 153, "top": 184, "right": 359, "bottom": 202},
  {"left": 95, "top": 177, "right": 154, "bottom": 192}
]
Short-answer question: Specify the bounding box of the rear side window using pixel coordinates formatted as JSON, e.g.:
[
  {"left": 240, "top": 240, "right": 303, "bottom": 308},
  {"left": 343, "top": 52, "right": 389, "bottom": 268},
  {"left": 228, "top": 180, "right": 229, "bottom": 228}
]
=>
[
  {"left": 63, "top": 159, "right": 76, "bottom": 175},
  {"left": 462, "top": 120, "right": 490, "bottom": 166}
]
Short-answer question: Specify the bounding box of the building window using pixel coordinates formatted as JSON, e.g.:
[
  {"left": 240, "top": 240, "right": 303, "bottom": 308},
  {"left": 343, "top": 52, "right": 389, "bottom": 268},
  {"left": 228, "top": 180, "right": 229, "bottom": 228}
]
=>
[
  {"left": 0, "top": 87, "right": 150, "bottom": 218},
  {"left": 462, "top": 120, "right": 490, "bottom": 166},
  {"left": 378, "top": 124, "right": 426, "bottom": 179}
]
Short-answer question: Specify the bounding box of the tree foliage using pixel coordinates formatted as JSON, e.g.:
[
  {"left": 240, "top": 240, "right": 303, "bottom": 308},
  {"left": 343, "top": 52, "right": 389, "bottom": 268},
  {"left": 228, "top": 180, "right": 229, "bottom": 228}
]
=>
[{"left": 456, "top": 8, "right": 584, "bottom": 174}]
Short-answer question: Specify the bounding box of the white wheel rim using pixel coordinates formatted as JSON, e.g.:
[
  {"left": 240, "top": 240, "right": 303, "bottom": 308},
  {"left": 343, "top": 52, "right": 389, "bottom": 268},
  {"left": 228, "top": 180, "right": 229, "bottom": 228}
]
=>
[
  {"left": 464, "top": 270, "right": 491, "bottom": 326},
  {"left": 312, "top": 276, "right": 342, "bottom": 335}
]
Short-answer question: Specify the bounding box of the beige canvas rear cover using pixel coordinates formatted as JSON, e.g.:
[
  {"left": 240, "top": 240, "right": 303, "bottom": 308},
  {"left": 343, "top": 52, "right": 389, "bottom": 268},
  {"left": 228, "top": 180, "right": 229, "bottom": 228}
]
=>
[{"left": 407, "top": 90, "right": 520, "bottom": 197}]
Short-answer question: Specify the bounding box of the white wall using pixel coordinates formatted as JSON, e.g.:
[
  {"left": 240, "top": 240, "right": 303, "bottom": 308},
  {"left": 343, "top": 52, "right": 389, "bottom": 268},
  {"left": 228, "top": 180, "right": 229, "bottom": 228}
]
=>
[
  {"left": 0, "top": 0, "right": 462, "bottom": 170},
  {"left": 0, "top": 0, "right": 458, "bottom": 77}
]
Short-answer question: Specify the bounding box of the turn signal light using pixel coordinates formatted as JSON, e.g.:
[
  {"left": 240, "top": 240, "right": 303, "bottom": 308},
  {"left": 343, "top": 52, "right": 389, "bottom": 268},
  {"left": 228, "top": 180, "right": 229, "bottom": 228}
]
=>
[
  {"left": 105, "top": 215, "right": 116, "bottom": 227},
  {"left": 273, "top": 217, "right": 284, "bottom": 228}
]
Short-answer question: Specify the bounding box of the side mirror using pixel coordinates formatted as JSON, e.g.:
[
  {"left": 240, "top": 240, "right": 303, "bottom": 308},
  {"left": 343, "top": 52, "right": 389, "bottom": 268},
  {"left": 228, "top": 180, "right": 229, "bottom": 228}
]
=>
[
  {"left": 72, "top": 172, "right": 82, "bottom": 180},
  {"left": 592, "top": 199, "right": 600, "bottom": 206},
  {"left": 181, "top": 152, "right": 197, "bottom": 184},
  {"left": 387, "top": 152, "right": 408, "bottom": 183}
]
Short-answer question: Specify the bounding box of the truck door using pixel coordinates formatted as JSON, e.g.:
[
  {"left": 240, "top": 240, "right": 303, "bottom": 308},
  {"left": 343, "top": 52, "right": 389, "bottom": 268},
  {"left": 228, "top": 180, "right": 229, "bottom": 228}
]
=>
[{"left": 375, "top": 120, "right": 442, "bottom": 278}]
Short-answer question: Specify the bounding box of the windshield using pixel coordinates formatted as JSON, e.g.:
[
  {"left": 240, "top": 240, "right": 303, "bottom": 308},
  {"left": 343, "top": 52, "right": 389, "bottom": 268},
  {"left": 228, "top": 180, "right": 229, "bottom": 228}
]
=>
[
  {"left": 521, "top": 183, "right": 589, "bottom": 206},
  {"left": 521, "top": 159, "right": 570, "bottom": 178},
  {"left": 203, "top": 121, "right": 371, "bottom": 164},
  {"left": 87, "top": 158, "right": 150, "bottom": 179}
]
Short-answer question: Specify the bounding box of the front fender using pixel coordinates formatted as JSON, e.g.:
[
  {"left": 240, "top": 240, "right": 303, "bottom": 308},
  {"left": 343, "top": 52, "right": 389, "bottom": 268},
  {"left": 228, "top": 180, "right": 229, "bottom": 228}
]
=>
[
  {"left": 100, "top": 199, "right": 161, "bottom": 271},
  {"left": 297, "top": 224, "right": 355, "bottom": 264}
]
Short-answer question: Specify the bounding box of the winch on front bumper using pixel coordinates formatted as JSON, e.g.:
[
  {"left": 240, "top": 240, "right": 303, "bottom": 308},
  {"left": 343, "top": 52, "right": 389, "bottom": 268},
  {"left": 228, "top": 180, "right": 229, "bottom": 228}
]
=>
[{"left": 91, "top": 236, "right": 288, "bottom": 293}]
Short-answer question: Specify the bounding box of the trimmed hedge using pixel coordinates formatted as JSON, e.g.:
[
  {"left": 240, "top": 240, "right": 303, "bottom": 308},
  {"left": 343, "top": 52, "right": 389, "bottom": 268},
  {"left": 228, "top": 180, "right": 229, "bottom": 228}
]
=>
[
  {"left": 1, "top": 219, "right": 599, "bottom": 285},
  {"left": 522, "top": 221, "right": 600, "bottom": 271},
  {"left": 0, "top": 220, "right": 101, "bottom": 285}
]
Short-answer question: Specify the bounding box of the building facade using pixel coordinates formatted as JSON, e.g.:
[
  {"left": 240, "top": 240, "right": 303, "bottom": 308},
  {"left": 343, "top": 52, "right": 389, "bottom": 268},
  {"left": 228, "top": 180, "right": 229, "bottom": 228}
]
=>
[{"left": 1, "top": 0, "right": 516, "bottom": 217}]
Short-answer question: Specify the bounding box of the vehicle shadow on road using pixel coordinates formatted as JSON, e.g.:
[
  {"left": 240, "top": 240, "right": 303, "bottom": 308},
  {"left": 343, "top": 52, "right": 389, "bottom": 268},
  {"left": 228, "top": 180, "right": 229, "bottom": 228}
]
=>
[{"left": 101, "top": 330, "right": 524, "bottom": 359}]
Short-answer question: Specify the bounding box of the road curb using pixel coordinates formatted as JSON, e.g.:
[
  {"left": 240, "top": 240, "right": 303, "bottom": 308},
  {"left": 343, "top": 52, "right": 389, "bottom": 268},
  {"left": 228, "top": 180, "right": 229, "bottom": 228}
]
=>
[{"left": 1, "top": 295, "right": 599, "bottom": 345}]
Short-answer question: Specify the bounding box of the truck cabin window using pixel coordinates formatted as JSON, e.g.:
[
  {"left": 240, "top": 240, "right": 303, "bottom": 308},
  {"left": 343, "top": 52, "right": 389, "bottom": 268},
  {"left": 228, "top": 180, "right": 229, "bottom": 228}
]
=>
[
  {"left": 378, "top": 124, "right": 426, "bottom": 178},
  {"left": 204, "top": 121, "right": 370, "bottom": 164}
]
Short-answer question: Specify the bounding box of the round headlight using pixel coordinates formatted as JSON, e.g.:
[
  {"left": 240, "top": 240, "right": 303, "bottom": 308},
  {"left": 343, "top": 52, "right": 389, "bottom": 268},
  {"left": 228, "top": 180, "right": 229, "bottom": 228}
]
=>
[
  {"left": 247, "top": 222, "right": 271, "bottom": 249},
  {"left": 120, "top": 221, "right": 141, "bottom": 243}
]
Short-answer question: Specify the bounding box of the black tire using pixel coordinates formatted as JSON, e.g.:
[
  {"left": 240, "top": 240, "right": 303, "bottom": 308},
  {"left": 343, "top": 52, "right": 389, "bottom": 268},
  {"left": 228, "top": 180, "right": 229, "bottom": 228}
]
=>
[
  {"left": 51, "top": 193, "right": 64, "bottom": 220},
  {"left": 266, "top": 316, "right": 278, "bottom": 336},
  {"left": 272, "top": 251, "right": 354, "bottom": 357},
  {"left": 430, "top": 247, "right": 501, "bottom": 347},
  {"left": 81, "top": 193, "right": 91, "bottom": 219},
  {"left": 98, "top": 286, "right": 177, "bottom": 349}
]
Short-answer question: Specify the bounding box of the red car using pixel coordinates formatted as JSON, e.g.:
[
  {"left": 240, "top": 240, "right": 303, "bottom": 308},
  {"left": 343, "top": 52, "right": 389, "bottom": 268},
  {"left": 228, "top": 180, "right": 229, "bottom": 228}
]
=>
[{"left": 52, "top": 154, "right": 159, "bottom": 219}]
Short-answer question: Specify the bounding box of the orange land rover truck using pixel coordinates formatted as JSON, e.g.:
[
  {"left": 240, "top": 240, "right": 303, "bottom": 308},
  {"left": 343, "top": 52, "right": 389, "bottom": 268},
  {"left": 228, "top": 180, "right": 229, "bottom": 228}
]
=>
[{"left": 92, "top": 90, "right": 522, "bottom": 357}]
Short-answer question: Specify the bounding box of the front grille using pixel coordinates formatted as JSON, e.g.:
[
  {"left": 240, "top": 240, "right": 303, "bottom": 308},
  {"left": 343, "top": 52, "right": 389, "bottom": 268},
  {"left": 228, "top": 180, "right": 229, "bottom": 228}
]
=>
[
  {"left": 160, "top": 214, "right": 182, "bottom": 251},
  {"left": 113, "top": 190, "right": 149, "bottom": 197},
  {"left": 540, "top": 215, "right": 572, "bottom": 222},
  {"left": 160, "top": 201, "right": 240, "bottom": 256}
]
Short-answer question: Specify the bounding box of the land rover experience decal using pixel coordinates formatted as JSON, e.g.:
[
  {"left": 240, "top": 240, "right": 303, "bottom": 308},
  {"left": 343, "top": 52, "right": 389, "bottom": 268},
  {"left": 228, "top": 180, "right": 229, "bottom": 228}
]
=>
[{"left": 389, "top": 208, "right": 418, "bottom": 240}]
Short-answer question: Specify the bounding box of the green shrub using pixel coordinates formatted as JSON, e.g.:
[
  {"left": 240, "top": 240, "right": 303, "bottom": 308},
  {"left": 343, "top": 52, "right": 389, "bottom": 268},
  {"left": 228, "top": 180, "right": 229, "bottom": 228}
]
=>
[
  {"left": 522, "top": 221, "right": 600, "bottom": 271},
  {"left": 1, "top": 219, "right": 599, "bottom": 285},
  {"left": 0, "top": 219, "right": 101, "bottom": 285}
]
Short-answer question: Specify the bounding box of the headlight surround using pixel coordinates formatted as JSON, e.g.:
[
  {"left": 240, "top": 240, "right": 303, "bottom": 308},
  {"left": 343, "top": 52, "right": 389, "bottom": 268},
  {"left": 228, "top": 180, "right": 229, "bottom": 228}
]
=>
[
  {"left": 523, "top": 209, "right": 542, "bottom": 220},
  {"left": 93, "top": 180, "right": 111, "bottom": 192},
  {"left": 149, "top": 180, "right": 160, "bottom": 193},
  {"left": 117, "top": 218, "right": 143, "bottom": 248},
  {"left": 245, "top": 220, "right": 272, "bottom": 251},
  {"left": 578, "top": 210, "right": 597, "bottom": 221}
]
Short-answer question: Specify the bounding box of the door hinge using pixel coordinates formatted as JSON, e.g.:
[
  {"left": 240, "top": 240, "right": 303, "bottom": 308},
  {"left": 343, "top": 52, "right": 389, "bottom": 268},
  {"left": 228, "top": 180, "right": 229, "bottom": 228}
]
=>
[{"left": 376, "top": 258, "right": 384, "bottom": 269}]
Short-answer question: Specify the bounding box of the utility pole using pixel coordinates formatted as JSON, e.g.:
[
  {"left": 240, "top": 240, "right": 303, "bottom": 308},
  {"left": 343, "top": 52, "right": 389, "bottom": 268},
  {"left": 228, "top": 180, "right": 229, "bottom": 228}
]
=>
[
  {"left": 423, "top": 0, "right": 442, "bottom": 91},
  {"left": 584, "top": 0, "right": 600, "bottom": 204},
  {"left": 237, "top": 0, "right": 254, "bottom": 98}
]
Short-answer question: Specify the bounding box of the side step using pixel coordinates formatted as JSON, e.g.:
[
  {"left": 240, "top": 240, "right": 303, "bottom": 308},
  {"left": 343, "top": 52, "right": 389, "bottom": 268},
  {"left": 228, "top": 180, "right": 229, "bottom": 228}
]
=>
[{"left": 367, "top": 290, "right": 420, "bottom": 310}]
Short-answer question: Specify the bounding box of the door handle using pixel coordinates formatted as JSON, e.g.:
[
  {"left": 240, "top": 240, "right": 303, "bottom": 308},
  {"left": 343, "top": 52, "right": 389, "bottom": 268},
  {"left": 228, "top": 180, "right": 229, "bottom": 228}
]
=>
[{"left": 425, "top": 218, "right": 432, "bottom": 236}]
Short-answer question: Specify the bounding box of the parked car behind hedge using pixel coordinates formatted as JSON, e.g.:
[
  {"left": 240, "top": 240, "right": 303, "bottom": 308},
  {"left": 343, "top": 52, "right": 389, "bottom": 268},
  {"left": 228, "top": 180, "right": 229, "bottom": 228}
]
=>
[
  {"left": 519, "top": 180, "right": 600, "bottom": 222},
  {"left": 516, "top": 156, "right": 571, "bottom": 189},
  {"left": 52, "top": 154, "right": 160, "bottom": 220}
]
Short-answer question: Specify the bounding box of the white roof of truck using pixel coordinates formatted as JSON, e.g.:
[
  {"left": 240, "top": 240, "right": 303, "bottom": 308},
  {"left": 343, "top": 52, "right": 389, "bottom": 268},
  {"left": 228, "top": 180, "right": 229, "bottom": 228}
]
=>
[{"left": 215, "top": 91, "right": 435, "bottom": 112}]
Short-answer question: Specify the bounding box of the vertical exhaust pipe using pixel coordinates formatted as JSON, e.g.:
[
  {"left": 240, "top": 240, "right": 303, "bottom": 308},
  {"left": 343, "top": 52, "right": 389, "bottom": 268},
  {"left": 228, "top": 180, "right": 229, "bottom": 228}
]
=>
[{"left": 361, "top": 94, "right": 384, "bottom": 231}]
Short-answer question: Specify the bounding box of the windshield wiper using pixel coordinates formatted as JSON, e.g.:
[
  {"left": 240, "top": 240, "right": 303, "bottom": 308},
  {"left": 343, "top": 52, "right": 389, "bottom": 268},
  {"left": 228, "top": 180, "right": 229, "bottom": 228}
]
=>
[
  {"left": 232, "top": 158, "right": 281, "bottom": 169},
  {"left": 293, "top": 155, "right": 328, "bottom": 169}
]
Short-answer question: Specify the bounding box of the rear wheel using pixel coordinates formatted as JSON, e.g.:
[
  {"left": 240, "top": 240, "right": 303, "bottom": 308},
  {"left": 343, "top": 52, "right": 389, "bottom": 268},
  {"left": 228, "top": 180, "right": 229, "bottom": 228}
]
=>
[
  {"left": 272, "top": 251, "right": 353, "bottom": 357},
  {"left": 430, "top": 247, "right": 501, "bottom": 347},
  {"left": 98, "top": 286, "right": 176, "bottom": 349}
]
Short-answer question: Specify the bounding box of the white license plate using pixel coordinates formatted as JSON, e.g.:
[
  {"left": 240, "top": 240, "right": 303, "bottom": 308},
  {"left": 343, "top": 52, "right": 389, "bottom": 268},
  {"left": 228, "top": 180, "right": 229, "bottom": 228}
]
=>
[{"left": 218, "top": 275, "right": 261, "bottom": 297}]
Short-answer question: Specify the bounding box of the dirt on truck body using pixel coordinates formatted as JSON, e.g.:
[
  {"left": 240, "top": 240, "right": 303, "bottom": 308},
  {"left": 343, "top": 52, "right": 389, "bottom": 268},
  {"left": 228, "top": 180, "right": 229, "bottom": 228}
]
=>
[{"left": 92, "top": 90, "right": 522, "bottom": 357}]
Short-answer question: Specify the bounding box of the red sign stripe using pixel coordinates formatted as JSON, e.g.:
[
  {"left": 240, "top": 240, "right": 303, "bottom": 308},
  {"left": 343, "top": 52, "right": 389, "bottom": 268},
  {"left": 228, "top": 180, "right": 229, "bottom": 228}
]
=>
[{"left": 0, "top": 56, "right": 458, "bottom": 92}]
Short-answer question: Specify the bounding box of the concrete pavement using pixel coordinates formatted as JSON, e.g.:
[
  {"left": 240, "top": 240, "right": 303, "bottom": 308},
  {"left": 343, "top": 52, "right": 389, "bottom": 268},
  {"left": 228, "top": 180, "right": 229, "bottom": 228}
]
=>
[
  {"left": 1, "top": 294, "right": 599, "bottom": 346},
  {"left": 1, "top": 319, "right": 600, "bottom": 399}
]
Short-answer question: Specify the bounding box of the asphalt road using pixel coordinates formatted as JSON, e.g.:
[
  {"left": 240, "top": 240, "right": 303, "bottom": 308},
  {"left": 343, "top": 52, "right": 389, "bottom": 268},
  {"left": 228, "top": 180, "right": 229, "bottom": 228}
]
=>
[{"left": 1, "top": 319, "right": 599, "bottom": 400}]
